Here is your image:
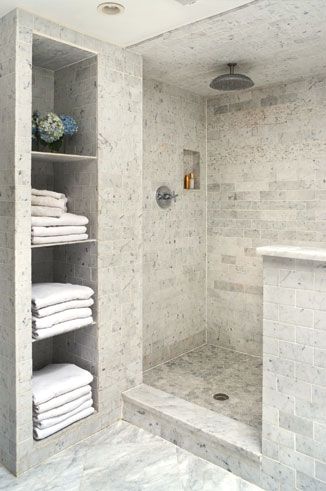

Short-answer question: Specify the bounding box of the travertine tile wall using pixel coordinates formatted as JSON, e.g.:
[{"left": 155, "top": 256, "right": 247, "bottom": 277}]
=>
[
  {"left": 207, "top": 76, "right": 326, "bottom": 357},
  {"left": 142, "top": 79, "right": 206, "bottom": 369},
  {"left": 261, "top": 255, "right": 326, "bottom": 490},
  {"left": 0, "top": 8, "right": 142, "bottom": 475}
]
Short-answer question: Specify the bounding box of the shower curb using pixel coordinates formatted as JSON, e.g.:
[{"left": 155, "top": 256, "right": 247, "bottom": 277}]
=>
[{"left": 122, "top": 384, "right": 262, "bottom": 486}]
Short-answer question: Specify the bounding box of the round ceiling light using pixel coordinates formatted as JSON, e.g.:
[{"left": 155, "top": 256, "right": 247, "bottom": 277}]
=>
[{"left": 97, "top": 2, "right": 125, "bottom": 15}]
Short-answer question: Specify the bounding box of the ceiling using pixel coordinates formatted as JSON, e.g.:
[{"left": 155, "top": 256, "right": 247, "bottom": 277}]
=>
[
  {"left": 129, "top": 0, "right": 326, "bottom": 96},
  {"left": 0, "top": 0, "right": 254, "bottom": 47}
]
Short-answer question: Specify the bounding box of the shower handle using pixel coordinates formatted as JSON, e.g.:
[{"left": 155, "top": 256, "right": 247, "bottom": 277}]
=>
[{"left": 156, "top": 186, "right": 178, "bottom": 209}]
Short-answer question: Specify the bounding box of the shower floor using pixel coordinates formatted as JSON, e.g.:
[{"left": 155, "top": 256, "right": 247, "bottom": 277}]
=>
[{"left": 143, "top": 344, "right": 262, "bottom": 429}]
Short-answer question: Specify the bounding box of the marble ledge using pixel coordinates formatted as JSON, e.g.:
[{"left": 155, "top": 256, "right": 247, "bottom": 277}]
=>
[{"left": 256, "top": 245, "right": 326, "bottom": 262}]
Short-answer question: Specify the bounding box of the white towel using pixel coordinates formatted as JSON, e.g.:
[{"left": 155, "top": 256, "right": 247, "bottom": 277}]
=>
[
  {"left": 33, "top": 407, "right": 95, "bottom": 440},
  {"left": 32, "top": 206, "right": 66, "bottom": 218},
  {"left": 32, "top": 189, "right": 65, "bottom": 200},
  {"left": 34, "top": 392, "right": 92, "bottom": 420},
  {"left": 34, "top": 399, "right": 93, "bottom": 429},
  {"left": 32, "top": 226, "right": 87, "bottom": 237},
  {"left": 32, "top": 234, "right": 88, "bottom": 244},
  {"left": 34, "top": 385, "right": 92, "bottom": 413},
  {"left": 33, "top": 316, "right": 93, "bottom": 340},
  {"left": 32, "top": 298, "right": 94, "bottom": 318},
  {"left": 31, "top": 213, "right": 89, "bottom": 227},
  {"left": 33, "top": 307, "right": 92, "bottom": 329},
  {"left": 32, "top": 364, "right": 93, "bottom": 405},
  {"left": 31, "top": 195, "right": 68, "bottom": 209},
  {"left": 32, "top": 283, "right": 94, "bottom": 309}
]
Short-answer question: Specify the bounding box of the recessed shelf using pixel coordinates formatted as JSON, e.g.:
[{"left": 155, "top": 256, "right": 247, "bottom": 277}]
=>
[
  {"left": 31, "top": 239, "right": 96, "bottom": 248},
  {"left": 32, "top": 151, "right": 97, "bottom": 163},
  {"left": 32, "top": 321, "right": 96, "bottom": 343}
]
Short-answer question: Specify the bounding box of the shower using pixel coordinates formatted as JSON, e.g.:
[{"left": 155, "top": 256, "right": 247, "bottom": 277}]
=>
[{"left": 210, "top": 63, "right": 254, "bottom": 91}]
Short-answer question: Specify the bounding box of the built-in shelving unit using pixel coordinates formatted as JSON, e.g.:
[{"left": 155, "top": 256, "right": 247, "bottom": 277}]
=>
[
  {"left": 31, "top": 34, "right": 98, "bottom": 443},
  {"left": 32, "top": 151, "right": 97, "bottom": 163}
]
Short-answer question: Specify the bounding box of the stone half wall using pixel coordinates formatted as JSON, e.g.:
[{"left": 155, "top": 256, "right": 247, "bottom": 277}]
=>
[
  {"left": 259, "top": 247, "right": 326, "bottom": 490},
  {"left": 207, "top": 76, "right": 326, "bottom": 357}
]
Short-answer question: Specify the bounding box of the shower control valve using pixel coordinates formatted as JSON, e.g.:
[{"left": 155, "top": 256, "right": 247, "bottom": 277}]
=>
[{"left": 156, "top": 186, "right": 178, "bottom": 209}]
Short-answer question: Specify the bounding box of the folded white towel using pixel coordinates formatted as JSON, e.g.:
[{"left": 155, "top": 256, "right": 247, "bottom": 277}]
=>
[
  {"left": 34, "top": 384, "right": 92, "bottom": 413},
  {"left": 32, "top": 234, "right": 88, "bottom": 244},
  {"left": 32, "top": 364, "right": 93, "bottom": 405},
  {"left": 32, "top": 206, "right": 66, "bottom": 218},
  {"left": 32, "top": 226, "right": 87, "bottom": 237},
  {"left": 33, "top": 406, "right": 95, "bottom": 440},
  {"left": 32, "top": 189, "right": 65, "bottom": 200},
  {"left": 32, "top": 283, "right": 94, "bottom": 309},
  {"left": 33, "top": 316, "right": 93, "bottom": 340},
  {"left": 34, "top": 399, "right": 93, "bottom": 429},
  {"left": 34, "top": 392, "right": 92, "bottom": 420},
  {"left": 32, "top": 195, "right": 68, "bottom": 209},
  {"left": 32, "top": 298, "right": 94, "bottom": 318},
  {"left": 31, "top": 213, "right": 89, "bottom": 227},
  {"left": 33, "top": 307, "right": 92, "bottom": 329}
]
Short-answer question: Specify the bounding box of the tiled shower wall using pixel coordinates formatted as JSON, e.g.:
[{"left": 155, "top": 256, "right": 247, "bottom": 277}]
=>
[
  {"left": 143, "top": 79, "right": 206, "bottom": 369},
  {"left": 207, "top": 75, "right": 326, "bottom": 357}
]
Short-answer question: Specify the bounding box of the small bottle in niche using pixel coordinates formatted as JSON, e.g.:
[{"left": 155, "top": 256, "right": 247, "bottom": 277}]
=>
[
  {"left": 184, "top": 173, "right": 190, "bottom": 190},
  {"left": 189, "top": 172, "right": 195, "bottom": 189}
]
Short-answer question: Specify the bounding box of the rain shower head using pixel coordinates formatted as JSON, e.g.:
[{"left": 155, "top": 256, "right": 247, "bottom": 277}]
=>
[{"left": 210, "top": 63, "right": 254, "bottom": 91}]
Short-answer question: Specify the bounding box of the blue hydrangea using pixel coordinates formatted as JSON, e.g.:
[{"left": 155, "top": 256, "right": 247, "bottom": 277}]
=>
[
  {"left": 32, "top": 111, "right": 40, "bottom": 139},
  {"left": 38, "top": 112, "right": 64, "bottom": 143},
  {"left": 60, "top": 115, "right": 78, "bottom": 136}
]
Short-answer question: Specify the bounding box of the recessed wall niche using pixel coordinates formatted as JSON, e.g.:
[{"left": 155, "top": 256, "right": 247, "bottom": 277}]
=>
[{"left": 183, "top": 149, "right": 200, "bottom": 189}]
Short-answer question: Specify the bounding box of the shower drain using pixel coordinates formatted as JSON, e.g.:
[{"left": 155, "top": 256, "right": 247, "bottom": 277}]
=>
[{"left": 213, "top": 393, "right": 229, "bottom": 401}]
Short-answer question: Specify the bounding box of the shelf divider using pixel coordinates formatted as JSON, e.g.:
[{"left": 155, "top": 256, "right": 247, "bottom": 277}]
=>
[{"left": 32, "top": 151, "right": 97, "bottom": 163}]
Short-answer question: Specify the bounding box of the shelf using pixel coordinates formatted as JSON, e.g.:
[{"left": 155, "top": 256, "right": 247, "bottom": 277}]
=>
[
  {"left": 31, "top": 239, "right": 96, "bottom": 248},
  {"left": 32, "top": 151, "right": 97, "bottom": 163},
  {"left": 32, "top": 322, "right": 96, "bottom": 343}
]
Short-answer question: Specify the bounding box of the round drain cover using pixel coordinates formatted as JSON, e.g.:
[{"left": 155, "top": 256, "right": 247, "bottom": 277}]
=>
[{"left": 213, "top": 393, "right": 229, "bottom": 401}]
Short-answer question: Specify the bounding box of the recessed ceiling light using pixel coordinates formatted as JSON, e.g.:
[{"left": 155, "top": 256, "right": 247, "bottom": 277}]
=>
[{"left": 97, "top": 2, "right": 125, "bottom": 15}]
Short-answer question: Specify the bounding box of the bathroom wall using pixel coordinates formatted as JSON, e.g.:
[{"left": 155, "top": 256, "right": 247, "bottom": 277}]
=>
[
  {"left": 207, "top": 75, "right": 326, "bottom": 356},
  {"left": 143, "top": 79, "right": 206, "bottom": 369}
]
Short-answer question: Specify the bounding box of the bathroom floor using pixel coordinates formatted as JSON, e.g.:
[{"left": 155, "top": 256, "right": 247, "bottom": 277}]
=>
[
  {"left": 144, "top": 344, "right": 262, "bottom": 429},
  {"left": 0, "top": 421, "right": 262, "bottom": 491}
]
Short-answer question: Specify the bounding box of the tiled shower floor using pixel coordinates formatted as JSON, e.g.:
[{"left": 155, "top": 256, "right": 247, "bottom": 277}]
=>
[{"left": 144, "top": 344, "right": 262, "bottom": 429}]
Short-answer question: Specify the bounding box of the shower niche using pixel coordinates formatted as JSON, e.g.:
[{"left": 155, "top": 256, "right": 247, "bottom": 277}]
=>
[{"left": 183, "top": 149, "right": 200, "bottom": 190}]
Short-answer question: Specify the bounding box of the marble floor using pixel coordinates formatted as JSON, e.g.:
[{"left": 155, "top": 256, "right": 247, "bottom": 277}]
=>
[
  {"left": 0, "top": 421, "right": 262, "bottom": 490},
  {"left": 144, "top": 344, "right": 262, "bottom": 429}
]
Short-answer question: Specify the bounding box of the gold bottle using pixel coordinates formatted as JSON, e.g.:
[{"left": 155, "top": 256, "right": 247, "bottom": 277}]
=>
[{"left": 184, "top": 173, "right": 190, "bottom": 190}]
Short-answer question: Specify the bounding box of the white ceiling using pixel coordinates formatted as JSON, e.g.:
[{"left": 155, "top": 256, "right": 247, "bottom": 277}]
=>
[
  {"left": 0, "top": 0, "right": 254, "bottom": 47},
  {"left": 129, "top": 0, "right": 326, "bottom": 96}
]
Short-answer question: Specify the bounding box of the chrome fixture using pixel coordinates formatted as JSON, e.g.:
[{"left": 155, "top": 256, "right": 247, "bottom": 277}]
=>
[
  {"left": 97, "top": 2, "right": 125, "bottom": 15},
  {"left": 210, "top": 63, "right": 254, "bottom": 91},
  {"left": 156, "top": 186, "right": 178, "bottom": 209}
]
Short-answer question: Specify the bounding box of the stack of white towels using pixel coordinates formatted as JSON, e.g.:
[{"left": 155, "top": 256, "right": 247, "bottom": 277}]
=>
[
  {"left": 32, "top": 283, "right": 94, "bottom": 340},
  {"left": 31, "top": 188, "right": 89, "bottom": 245},
  {"left": 33, "top": 363, "right": 94, "bottom": 440}
]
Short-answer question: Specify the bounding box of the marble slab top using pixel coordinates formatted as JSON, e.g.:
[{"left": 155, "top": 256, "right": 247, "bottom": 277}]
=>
[{"left": 257, "top": 245, "right": 326, "bottom": 262}]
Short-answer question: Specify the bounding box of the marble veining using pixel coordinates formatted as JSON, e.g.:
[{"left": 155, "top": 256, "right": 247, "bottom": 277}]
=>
[
  {"left": 144, "top": 344, "right": 262, "bottom": 429},
  {"left": 0, "top": 421, "right": 262, "bottom": 491}
]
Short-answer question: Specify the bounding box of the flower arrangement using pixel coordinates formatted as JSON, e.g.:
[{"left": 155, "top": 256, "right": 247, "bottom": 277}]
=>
[{"left": 32, "top": 111, "right": 78, "bottom": 153}]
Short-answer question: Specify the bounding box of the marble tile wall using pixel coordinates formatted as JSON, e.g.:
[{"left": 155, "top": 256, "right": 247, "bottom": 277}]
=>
[
  {"left": 261, "top": 253, "right": 326, "bottom": 490},
  {"left": 0, "top": 8, "right": 143, "bottom": 475},
  {"left": 207, "top": 76, "right": 326, "bottom": 357},
  {"left": 142, "top": 79, "right": 206, "bottom": 369}
]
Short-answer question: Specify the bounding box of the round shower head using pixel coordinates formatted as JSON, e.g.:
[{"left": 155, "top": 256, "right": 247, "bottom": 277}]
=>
[{"left": 210, "top": 63, "right": 254, "bottom": 91}]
